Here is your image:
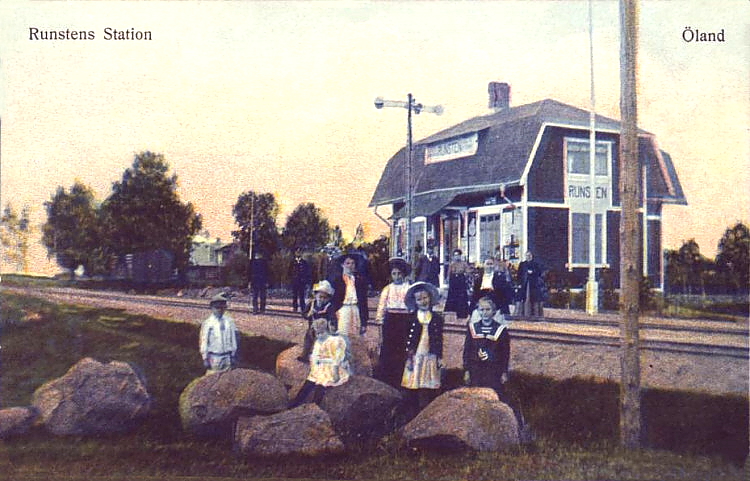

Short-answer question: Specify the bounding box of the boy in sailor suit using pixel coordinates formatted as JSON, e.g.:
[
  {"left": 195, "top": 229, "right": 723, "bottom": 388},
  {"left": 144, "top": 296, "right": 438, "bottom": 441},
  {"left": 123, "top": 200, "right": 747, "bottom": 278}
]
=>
[{"left": 462, "top": 296, "right": 510, "bottom": 397}]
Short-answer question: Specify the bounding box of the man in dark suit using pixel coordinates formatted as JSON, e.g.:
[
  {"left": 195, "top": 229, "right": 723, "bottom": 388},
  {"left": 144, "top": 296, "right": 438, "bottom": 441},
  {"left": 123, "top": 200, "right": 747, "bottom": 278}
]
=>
[
  {"left": 249, "top": 250, "right": 270, "bottom": 314},
  {"left": 415, "top": 245, "right": 441, "bottom": 286},
  {"left": 289, "top": 249, "right": 312, "bottom": 312}
]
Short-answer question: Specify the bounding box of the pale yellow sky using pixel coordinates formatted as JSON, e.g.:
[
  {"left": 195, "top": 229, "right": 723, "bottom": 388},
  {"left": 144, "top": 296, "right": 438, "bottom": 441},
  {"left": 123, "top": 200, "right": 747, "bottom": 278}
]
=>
[{"left": 1, "top": 0, "right": 748, "bottom": 275}]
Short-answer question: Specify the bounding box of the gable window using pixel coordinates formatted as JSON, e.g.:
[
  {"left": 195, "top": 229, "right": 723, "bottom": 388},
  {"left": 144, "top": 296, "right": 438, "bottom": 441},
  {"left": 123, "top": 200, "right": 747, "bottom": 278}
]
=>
[{"left": 566, "top": 139, "right": 610, "bottom": 176}]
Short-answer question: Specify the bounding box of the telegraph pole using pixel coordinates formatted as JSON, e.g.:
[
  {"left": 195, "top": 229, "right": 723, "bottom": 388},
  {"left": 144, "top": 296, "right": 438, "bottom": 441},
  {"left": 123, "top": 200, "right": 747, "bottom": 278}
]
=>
[
  {"left": 619, "top": 0, "right": 642, "bottom": 448},
  {"left": 374, "top": 95, "right": 442, "bottom": 262}
]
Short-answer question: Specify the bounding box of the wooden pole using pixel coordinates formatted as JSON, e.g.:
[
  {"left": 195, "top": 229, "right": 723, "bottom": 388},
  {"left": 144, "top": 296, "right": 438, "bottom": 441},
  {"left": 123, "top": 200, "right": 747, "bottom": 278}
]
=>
[{"left": 619, "top": 0, "right": 642, "bottom": 448}]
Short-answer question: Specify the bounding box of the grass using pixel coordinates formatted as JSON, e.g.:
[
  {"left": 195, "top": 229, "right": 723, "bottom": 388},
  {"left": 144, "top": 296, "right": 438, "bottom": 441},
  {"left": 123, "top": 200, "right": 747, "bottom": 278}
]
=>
[{"left": 0, "top": 291, "right": 748, "bottom": 481}]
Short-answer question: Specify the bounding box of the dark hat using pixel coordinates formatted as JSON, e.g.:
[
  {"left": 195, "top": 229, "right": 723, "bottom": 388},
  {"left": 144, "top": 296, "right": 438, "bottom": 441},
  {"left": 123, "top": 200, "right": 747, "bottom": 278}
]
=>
[
  {"left": 209, "top": 293, "right": 229, "bottom": 306},
  {"left": 404, "top": 281, "right": 441, "bottom": 312},
  {"left": 388, "top": 257, "right": 411, "bottom": 276}
]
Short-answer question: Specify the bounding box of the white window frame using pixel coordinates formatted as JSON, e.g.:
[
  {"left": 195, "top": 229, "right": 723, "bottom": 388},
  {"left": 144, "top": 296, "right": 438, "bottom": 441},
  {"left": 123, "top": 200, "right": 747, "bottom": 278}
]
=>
[{"left": 564, "top": 137, "right": 613, "bottom": 269}]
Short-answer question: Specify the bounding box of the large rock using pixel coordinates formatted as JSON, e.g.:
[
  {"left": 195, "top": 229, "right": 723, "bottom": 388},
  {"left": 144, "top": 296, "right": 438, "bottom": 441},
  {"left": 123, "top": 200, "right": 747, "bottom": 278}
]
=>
[
  {"left": 179, "top": 368, "right": 288, "bottom": 438},
  {"left": 347, "top": 335, "right": 374, "bottom": 376},
  {"left": 234, "top": 404, "right": 345, "bottom": 457},
  {"left": 31, "top": 357, "right": 151, "bottom": 436},
  {"left": 0, "top": 407, "right": 38, "bottom": 439},
  {"left": 401, "top": 387, "right": 519, "bottom": 451},
  {"left": 318, "top": 375, "right": 403, "bottom": 444},
  {"left": 275, "top": 345, "right": 308, "bottom": 395}
]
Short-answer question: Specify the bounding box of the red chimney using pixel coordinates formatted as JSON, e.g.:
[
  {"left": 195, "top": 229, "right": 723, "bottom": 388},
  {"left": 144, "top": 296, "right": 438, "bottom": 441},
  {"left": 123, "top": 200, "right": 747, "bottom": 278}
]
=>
[{"left": 488, "top": 82, "right": 510, "bottom": 112}]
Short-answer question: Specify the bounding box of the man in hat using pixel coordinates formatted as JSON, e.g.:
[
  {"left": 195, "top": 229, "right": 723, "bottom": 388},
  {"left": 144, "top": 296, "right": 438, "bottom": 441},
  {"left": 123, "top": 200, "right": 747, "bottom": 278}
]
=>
[
  {"left": 414, "top": 244, "right": 441, "bottom": 286},
  {"left": 199, "top": 293, "right": 238, "bottom": 374}
]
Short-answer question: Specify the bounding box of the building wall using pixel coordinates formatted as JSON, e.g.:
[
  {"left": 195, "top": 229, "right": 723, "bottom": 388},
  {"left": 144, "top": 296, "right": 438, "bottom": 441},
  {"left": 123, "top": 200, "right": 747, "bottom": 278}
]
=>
[{"left": 527, "top": 207, "right": 568, "bottom": 273}]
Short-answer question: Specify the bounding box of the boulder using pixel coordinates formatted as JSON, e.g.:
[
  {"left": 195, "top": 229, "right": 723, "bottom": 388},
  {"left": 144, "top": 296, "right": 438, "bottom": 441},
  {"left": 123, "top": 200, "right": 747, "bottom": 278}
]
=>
[
  {"left": 275, "top": 345, "right": 308, "bottom": 395},
  {"left": 318, "top": 375, "right": 403, "bottom": 444},
  {"left": 347, "top": 335, "right": 373, "bottom": 376},
  {"left": 0, "top": 407, "right": 38, "bottom": 438},
  {"left": 401, "top": 387, "right": 519, "bottom": 451},
  {"left": 179, "top": 368, "right": 288, "bottom": 438},
  {"left": 234, "top": 404, "right": 345, "bottom": 457},
  {"left": 31, "top": 357, "right": 151, "bottom": 436}
]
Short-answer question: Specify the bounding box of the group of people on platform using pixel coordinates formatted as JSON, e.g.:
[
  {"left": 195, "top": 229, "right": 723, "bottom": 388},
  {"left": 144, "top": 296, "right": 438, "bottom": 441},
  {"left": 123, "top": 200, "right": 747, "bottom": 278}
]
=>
[
  {"left": 444, "top": 249, "right": 548, "bottom": 319},
  {"left": 198, "top": 249, "right": 539, "bottom": 423}
]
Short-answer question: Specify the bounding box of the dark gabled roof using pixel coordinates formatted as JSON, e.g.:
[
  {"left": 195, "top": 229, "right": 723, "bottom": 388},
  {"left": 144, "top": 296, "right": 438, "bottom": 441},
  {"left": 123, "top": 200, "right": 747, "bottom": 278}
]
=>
[{"left": 369, "top": 98, "right": 687, "bottom": 209}]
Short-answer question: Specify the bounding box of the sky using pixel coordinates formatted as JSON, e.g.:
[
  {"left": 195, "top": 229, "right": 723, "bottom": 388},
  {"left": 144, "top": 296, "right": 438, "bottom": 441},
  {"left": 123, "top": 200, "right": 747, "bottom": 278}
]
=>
[{"left": 0, "top": 0, "right": 748, "bottom": 275}]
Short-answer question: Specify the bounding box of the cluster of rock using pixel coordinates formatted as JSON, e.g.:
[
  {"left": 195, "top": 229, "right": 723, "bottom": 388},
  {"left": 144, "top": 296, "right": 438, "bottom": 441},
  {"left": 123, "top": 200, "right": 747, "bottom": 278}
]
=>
[{"left": 2, "top": 342, "right": 521, "bottom": 458}]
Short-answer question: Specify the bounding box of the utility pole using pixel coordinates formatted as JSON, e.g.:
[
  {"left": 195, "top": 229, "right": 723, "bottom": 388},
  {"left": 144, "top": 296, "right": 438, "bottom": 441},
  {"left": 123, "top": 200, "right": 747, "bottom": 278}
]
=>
[
  {"left": 375, "top": 95, "right": 442, "bottom": 262},
  {"left": 619, "top": 0, "right": 642, "bottom": 448},
  {"left": 586, "top": 0, "right": 599, "bottom": 314}
]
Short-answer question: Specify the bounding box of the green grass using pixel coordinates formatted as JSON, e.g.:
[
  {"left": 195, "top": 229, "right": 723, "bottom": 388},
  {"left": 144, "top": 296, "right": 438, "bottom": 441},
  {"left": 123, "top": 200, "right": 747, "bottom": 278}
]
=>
[{"left": 0, "top": 291, "right": 747, "bottom": 481}]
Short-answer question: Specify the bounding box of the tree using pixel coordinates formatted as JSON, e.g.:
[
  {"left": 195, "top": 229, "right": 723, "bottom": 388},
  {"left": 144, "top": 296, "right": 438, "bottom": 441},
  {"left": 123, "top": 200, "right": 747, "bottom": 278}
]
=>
[
  {"left": 1, "top": 203, "right": 31, "bottom": 272},
  {"left": 100, "top": 152, "right": 202, "bottom": 272},
  {"left": 716, "top": 222, "right": 750, "bottom": 293},
  {"left": 232, "top": 191, "right": 280, "bottom": 257},
  {"left": 281, "top": 202, "right": 330, "bottom": 252},
  {"left": 41, "top": 182, "right": 105, "bottom": 275}
]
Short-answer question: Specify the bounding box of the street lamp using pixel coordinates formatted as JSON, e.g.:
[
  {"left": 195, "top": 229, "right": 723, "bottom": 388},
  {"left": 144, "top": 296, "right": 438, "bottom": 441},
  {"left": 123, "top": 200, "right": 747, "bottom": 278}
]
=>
[{"left": 375, "top": 94, "right": 442, "bottom": 262}]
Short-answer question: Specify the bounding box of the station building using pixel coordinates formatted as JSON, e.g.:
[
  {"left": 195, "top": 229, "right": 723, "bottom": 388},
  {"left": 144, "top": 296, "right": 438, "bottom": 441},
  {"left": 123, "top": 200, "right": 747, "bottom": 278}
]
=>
[{"left": 369, "top": 83, "right": 687, "bottom": 289}]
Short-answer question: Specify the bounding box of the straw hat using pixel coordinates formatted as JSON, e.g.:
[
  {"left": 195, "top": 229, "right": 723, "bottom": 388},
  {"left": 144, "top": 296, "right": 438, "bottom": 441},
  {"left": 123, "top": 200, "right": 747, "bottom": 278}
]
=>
[
  {"left": 404, "top": 281, "right": 441, "bottom": 312},
  {"left": 312, "top": 280, "right": 335, "bottom": 297},
  {"left": 388, "top": 257, "right": 411, "bottom": 276}
]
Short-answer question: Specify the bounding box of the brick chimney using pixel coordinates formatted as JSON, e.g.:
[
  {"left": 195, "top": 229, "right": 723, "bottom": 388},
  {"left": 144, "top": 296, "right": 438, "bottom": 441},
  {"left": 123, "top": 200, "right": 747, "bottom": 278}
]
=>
[{"left": 488, "top": 82, "right": 510, "bottom": 112}]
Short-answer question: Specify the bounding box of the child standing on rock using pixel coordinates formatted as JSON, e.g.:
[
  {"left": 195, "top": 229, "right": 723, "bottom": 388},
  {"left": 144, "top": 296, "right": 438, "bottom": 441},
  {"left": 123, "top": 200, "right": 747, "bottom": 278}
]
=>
[
  {"left": 401, "top": 282, "right": 444, "bottom": 412},
  {"left": 199, "top": 293, "right": 238, "bottom": 374}
]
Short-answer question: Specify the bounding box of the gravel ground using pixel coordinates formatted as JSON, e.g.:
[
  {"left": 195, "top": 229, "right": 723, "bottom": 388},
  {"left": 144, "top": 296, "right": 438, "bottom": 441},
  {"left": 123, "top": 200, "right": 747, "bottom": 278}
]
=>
[{"left": 6, "top": 286, "right": 749, "bottom": 396}]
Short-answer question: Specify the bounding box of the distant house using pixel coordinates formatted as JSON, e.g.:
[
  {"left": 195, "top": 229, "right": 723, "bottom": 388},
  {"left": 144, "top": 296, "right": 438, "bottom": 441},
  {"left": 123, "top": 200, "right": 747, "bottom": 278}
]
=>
[
  {"left": 187, "top": 234, "right": 232, "bottom": 284},
  {"left": 369, "top": 82, "right": 687, "bottom": 289}
]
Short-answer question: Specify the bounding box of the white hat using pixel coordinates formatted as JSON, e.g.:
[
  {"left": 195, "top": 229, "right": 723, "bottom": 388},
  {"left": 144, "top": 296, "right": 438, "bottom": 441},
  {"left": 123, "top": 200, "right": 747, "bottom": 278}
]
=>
[{"left": 313, "top": 280, "right": 335, "bottom": 297}]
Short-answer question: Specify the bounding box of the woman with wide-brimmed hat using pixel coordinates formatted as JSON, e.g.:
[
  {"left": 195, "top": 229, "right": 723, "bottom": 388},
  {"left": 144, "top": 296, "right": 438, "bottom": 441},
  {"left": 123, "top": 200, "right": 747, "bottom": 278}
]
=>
[{"left": 374, "top": 257, "right": 412, "bottom": 388}]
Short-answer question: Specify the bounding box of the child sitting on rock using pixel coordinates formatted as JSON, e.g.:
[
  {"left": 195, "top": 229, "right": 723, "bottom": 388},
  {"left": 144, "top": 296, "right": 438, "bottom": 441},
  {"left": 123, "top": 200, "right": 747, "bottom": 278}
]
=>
[
  {"left": 289, "top": 316, "right": 351, "bottom": 408},
  {"left": 298, "top": 280, "right": 336, "bottom": 362},
  {"left": 401, "top": 282, "right": 444, "bottom": 412}
]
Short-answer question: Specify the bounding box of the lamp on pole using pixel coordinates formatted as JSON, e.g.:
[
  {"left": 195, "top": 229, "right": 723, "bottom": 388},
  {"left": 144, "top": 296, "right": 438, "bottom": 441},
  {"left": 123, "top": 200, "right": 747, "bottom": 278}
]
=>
[{"left": 375, "top": 94, "right": 443, "bottom": 262}]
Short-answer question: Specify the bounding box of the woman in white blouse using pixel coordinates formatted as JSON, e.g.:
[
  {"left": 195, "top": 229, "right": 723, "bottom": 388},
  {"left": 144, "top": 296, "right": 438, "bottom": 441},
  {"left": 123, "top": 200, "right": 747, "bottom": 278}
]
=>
[{"left": 374, "top": 257, "right": 412, "bottom": 388}]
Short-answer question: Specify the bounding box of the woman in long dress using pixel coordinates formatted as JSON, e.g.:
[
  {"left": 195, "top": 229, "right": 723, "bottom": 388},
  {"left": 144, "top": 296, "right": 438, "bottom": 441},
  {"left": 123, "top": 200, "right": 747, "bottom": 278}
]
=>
[{"left": 374, "top": 257, "right": 412, "bottom": 388}]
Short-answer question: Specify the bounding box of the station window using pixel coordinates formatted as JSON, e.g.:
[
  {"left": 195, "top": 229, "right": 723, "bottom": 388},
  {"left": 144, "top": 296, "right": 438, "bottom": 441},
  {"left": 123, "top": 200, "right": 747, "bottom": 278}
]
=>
[
  {"left": 566, "top": 139, "right": 609, "bottom": 176},
  {"left": 571, "top": 212, "right": 603, "bottom": 265}
]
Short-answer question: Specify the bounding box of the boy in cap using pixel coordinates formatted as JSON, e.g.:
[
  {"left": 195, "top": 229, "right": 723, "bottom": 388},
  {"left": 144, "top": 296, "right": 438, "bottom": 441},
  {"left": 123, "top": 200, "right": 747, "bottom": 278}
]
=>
[{"left": 199, "top": 293, "right": 238, "bottom": 374}]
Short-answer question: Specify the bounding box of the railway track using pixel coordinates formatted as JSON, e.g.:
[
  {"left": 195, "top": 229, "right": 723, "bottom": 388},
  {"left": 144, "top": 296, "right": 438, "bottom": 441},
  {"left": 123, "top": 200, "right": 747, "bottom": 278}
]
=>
[{"left": 5, "top": 286, "right": 748, "bottom": 360}]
